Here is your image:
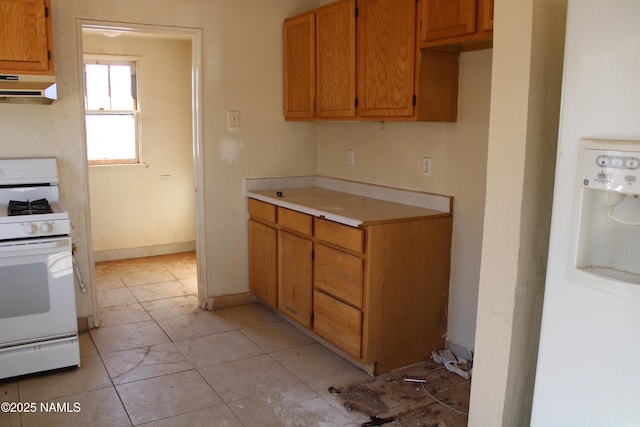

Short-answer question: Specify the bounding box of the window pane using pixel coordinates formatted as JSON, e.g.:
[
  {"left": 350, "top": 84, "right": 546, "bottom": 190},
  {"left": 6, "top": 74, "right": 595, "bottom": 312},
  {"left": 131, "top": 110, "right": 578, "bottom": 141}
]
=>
[
  {"left": 85, "top": 64, "right": 111, "bottom": 110},
  {"left": 85, "top": 115, "right": 136, "bottom": 161},
  {"left": 110, "top": 65, "right": 134, "bottom": 110}
]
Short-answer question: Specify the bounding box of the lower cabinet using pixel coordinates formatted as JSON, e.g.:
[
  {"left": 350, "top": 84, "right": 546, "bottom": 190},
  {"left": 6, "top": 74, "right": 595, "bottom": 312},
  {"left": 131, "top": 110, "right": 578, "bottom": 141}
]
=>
[
  {"left": 278, "top": 230, "right": 313, "bottom": 328},
  {"left": 248, "top": 220, "right": 277, "bottom": 307},
  {"left": 248, "top": 197, "right": 452, "bottom": 374}
]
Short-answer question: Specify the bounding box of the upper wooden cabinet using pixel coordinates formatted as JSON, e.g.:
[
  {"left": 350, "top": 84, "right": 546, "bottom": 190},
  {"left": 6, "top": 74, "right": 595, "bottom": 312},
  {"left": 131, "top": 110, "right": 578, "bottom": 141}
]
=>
[
  {"left": 0, "top": 0, "right": 53, "bottom": 75},
  {"left": 357, "top": 0, "right": 416, "bottom": 118},
  {"left": 316, "top": 0, "right": 356, "bottom": 119},
  {"left": 283, "top": 11, "right": 315, "bottom": 118},
  {"left": 283, "top": 0, "right": 459, "bottom": 122},
  {"left": 419, "top": 0, "right": 493, "bottom": 49}
]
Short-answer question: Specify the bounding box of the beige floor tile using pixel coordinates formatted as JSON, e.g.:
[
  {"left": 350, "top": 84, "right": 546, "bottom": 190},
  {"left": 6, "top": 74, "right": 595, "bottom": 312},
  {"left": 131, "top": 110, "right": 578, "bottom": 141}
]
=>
[
  {"left": 90, "top": 320, "right": 170, "bottom": 354},
  {"left": 241, "top": 320, "right": 315, "bottom": 353},
  {"left": 79, "top": 331, "right": 98, "bottom": 357},
  {"left": 216, "top": 303, "right": 281, "bottom": 329},
  {"left": 141, "top": 295, "right": 200, "bottom": 320},
  {"left": 115, "top": 263, "right": 175, "bottom": 287},
  {"left": 229, "top": 383, "right": 354, "bottom": 426},
  {"left": 97, "top": 287, "right": 137, "bottom": 308},
  {"left": 94, "top": 264, "right": 126, "bottom": 290},
  {"left": 0, "top": 382, "right": 21, "bottom": 427},
  {"left": 198, "top": 354, "right": 301, "bottom": 403},
  {"left": 98, "top": 302, "right": 152, "bottom": 327},
  {"left": 179, "top": 276, "right": 198, "bottom": 294},
  {"left": 21, "top": 387, "right": 132, "bottom": 427},
  {"left": 130, "top": 281, "right": 192, "bottom": 302},
  {"left": 138, "top": 404, "right": 243, "bottom": 427},
  {"left": 101, "top": 342, "right": 193, "bottom": 385},
  {"left": 18, "top": 355, "right": 111, "bottom": 402},
  {"left": 158, "top": 254, "right": 197, "bottom": 280},
  {"left": 116, "top": 370, "right": 222, "bottom": 425},
  {"left": 155, "top": 311, "right": 235, "bottom": 341},
  {"left": 176, "top": 330, "right": 264, "bottom": 369},
  {"left": 272, "top": 343, "right": 360, "bottom": 383}
]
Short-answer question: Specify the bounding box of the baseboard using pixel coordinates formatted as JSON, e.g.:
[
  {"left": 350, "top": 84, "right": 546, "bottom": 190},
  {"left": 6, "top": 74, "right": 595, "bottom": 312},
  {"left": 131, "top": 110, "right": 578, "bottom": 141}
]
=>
[
  {"left": 209, "top": 292, "right": 257, "bottom": 310},
  {"left": 93, "top": 241, "right": 196, "bottom": 262}
]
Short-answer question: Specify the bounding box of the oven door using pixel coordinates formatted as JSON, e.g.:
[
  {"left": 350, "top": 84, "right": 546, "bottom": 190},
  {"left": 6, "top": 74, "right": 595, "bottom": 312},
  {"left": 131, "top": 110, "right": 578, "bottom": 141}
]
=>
[{"left": 0, "top": 236, "right": 77, "bottom": 346}]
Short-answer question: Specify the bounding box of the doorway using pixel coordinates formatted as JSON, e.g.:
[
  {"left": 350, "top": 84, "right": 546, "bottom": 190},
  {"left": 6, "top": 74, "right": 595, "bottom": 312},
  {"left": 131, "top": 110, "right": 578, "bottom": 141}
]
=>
[{"left": 78, "top": 21, "right": 206, "bottom": 327}]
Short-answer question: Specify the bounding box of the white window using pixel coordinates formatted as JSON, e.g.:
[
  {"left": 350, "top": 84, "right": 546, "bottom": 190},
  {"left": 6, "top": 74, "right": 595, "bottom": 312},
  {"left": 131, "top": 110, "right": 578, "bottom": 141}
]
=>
[{"left": 84, "top": 57, "right": 139, "bottom": 165}]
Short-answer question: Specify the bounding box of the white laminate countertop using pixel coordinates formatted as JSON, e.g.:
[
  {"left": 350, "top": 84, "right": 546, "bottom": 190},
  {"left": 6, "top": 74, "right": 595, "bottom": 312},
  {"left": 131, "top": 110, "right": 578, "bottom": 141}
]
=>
[{"left": 245, "top": 176, "right": 452, "bottom": 227}]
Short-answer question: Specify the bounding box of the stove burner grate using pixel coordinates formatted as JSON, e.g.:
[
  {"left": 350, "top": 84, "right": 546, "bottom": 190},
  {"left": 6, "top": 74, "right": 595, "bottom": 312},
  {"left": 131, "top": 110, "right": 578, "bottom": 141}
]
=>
[{"left": 8, "top": 198, "right": 53, "bottom": 216}]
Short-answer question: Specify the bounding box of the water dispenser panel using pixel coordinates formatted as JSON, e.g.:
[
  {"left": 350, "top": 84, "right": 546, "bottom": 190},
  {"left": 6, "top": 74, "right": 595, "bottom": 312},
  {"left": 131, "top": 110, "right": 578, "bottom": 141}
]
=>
[{"left": 582, "top": 149, "right": 640, "bottom": 195}]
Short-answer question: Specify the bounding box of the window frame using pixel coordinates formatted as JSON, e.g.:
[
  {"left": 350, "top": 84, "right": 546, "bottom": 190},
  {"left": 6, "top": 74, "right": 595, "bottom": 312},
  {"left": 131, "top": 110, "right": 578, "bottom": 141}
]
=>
[{"left": 83, "top": 54, "right": 142, "bottom": 166}]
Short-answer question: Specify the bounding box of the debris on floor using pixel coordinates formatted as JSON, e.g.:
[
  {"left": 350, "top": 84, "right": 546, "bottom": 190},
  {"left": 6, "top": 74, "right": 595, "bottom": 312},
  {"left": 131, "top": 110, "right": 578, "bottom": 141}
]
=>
[
  {"left": 431, "top": 349, "right": 472, "bottom": 380},
  {"left": 330, "top": 359, "right": 470, "bottom": 427}
]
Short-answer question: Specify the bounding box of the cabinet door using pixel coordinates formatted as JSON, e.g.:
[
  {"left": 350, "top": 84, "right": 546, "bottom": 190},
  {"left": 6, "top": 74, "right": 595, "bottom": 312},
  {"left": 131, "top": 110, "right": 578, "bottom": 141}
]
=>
[
  {"left": 278, "top": 230, "right": 313, "bottom": 327},
  {"left": 0, "top": 0, "right": 52, "bottom": 74},
  {"left": 283, "top": 12, "right": 315, "bottom": 119},
  {"left": 248, "top": 220, "right": 277, "bottom": 307},
  {"left": 356, "top": 0, "right": 416, "bottom": 118},
  {"left": 481, "top": 0, "right": 494, "bottom": 31},
  {"left": 420, "top": 0, "right": 476, "bottom": 42},
  {"left": 316, "top": 0, "right": 356, "bottom": 118}
]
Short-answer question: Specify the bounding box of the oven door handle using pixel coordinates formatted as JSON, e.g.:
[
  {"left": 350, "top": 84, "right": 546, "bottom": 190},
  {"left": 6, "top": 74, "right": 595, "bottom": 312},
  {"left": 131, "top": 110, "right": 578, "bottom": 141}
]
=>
[{"left": 0, "top": 238, "right": 71, "bottom": 256}]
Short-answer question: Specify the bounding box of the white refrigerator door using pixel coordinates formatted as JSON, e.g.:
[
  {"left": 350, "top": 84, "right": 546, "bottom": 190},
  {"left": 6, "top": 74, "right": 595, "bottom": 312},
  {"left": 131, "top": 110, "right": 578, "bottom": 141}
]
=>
[{"left": 531, "top": 1, "right": 640, "bottom": 426}]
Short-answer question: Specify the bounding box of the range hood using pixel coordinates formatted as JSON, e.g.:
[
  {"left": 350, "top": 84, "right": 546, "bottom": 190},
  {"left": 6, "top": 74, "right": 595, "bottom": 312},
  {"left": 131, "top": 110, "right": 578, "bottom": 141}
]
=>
[{"left": 0, "top": 74, "right": 57, "bottom": 104}]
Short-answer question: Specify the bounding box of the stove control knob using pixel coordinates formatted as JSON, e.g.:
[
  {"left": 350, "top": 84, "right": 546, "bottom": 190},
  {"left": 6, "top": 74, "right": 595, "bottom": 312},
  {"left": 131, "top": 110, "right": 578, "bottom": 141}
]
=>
[
  {"left": 40, "top": 222, "right": 54, "bottom": 233},
  {"left": 22, "top": 223, "right": 38, "bottom": 234}
]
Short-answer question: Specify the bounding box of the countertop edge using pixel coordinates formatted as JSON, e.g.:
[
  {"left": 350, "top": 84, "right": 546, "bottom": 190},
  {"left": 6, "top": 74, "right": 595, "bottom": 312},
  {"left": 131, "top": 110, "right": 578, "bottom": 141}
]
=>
[
  {"left": 245, "top": 176, "right": 453, "bottom": 214},
  {"left": 247, "top": 191, "right": 364, "bottom": 227}
]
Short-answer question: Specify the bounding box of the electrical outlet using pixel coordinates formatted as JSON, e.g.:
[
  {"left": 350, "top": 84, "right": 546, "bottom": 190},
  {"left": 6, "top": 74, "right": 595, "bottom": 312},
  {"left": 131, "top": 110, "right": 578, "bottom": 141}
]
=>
[
  {"left": 347, "top": 149, "right": 355, "bottom": 166},
  {"left": 423, "top": 157, "right": 432, "bottom": 176},
  {"left": 227, "top": 110, "right": 239, "bottom": 129}
]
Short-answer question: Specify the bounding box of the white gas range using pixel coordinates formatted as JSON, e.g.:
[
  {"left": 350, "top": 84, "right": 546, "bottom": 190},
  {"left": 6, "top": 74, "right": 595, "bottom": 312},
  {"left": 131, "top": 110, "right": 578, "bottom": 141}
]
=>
[{"left": 0, "top": 158, "right": 80, "bottom": 379}]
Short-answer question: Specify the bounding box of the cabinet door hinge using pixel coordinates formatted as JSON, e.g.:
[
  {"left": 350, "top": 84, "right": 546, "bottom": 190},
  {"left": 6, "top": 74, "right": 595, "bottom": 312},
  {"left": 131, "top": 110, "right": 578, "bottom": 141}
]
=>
[
  {"left": 355, "top": 7, "right": 358, "bottom": 18},
  {"left": 412, "top": 94, "right": 417, "bottom": 106},
  {"left": 311, "top": 249, "right": 315, "bottom": 260},
  {"left": 48, "top": 50, "right": 51, "bottom": 61},
  {"left": 355, "top": 98, "right": 359, "bottom": 108},
  {"left": 45, "top": 6, "right": 49, "bottom": 18},
  {"left": 311, "top": 312, "right": 315, "bottom": 323}
]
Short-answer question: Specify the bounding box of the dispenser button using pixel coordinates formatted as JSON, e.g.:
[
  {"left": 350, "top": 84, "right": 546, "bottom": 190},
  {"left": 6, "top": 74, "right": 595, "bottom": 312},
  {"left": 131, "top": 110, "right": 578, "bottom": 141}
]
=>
[
  {"left": 626, "top": 157, "right": 640, "bottom": 169},
  {"left": 597, "top": 172, "right": 608, "bottom": 180},
  {"left": 625, "top": 175, "right": 637, "bottom": 184}
]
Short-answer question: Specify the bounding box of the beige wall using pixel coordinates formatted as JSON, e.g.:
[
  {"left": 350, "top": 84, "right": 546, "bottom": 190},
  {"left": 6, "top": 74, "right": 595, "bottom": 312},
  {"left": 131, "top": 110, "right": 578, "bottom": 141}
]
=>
[
  {"left": 318, "top": 49, "right": 493, "bottom": 353},
  {"left": 468, "top": 0, "right": 566, "bottom": 425},
  {"left": 0, "top": 0, "right": 319, "bottom": 321},
  {"left": 84, "top": 33, "right": 195, "bottom": 255}
]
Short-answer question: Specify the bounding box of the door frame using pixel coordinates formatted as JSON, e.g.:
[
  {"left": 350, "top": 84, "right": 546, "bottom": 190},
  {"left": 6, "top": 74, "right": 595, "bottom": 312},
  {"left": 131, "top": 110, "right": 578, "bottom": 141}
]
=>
[{"left": 76, "top": 20, "right": 207, "bottom": 325}]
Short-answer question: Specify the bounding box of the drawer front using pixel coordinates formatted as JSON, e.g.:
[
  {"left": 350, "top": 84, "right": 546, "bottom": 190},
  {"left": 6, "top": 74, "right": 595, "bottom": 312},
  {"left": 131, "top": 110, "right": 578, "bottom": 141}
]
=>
[
  {"left": 313, "top": 290, "right": 362, "bottom": 358},
  {"left": 248, "top": 199, "right": 276, "bottom": 223},
  {"left": 314, "top": 243, "right": 363, "bottom": 309},
  {"left": 278, "top": 207, "right": 313, "bottom": 236},
  {"left": 315, "top": 218, "right": 363, "bottom": 253}
]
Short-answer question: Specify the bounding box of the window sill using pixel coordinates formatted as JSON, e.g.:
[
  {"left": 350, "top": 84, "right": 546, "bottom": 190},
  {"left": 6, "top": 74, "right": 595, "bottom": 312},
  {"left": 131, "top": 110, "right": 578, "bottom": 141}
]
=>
[{"left": 89, "top": 162, "right": 149, "bottom": 170}]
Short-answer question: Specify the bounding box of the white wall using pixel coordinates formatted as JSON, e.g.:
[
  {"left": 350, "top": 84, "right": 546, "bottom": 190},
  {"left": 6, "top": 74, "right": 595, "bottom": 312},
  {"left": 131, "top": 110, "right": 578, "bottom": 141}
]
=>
[
  {"left": 84, "top": 33, "right": 195, "bottom": 256},
  {"left": 0, "top": 0, "right": 319, "bottom": 321},
  {"left": 317, "top": 49, "right": 493, "bottom": 354}
]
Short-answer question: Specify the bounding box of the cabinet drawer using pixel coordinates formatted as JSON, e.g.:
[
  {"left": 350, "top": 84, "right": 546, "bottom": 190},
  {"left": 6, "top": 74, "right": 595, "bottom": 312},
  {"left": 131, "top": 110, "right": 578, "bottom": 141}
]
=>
[
  {"left": 315, "top": 218, "right": 363, "bottom": 253},
  {"left": 278, "top": 207, "right": 313, "bottom": 236},
  {"left": 314, "top": 243, "right": 363, "bottom": 309},
  {"left": 248, "top": 199, "right": 276, "bottom": 223},
  {"left": 313, "top": 290, "right": 362, "bottom": 358}
]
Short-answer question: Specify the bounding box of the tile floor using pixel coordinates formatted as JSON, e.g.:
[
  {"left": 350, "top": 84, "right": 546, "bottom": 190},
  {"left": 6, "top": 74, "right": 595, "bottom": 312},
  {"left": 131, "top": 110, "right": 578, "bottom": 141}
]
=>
[{"left": 0, "top": 252, "right": 469, "bottom": 426}]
